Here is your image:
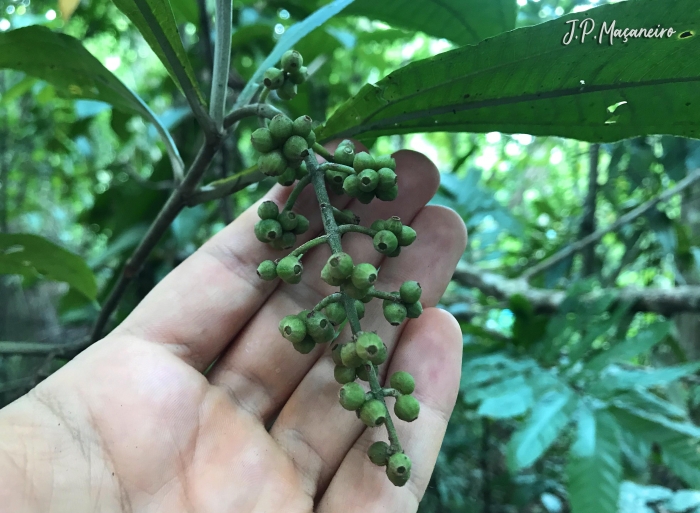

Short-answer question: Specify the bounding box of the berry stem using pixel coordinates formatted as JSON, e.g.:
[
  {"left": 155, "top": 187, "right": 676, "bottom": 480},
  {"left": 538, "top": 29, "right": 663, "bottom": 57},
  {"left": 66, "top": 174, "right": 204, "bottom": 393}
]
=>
[
  {"left": 381, "top": 388, "right": 401, "bottom": 398},
  {"left": 304, "top": 149, "right": 403, "bottom": 456},
  {"left": 333, "top": 208, "right": 360, "bottom": 225},
  {"left": 319, "top": 162, "right": 356, "bottom": 175},
  {"left": 290, "top": 234, "right": 329, "bottom": 258},
  {"left": 283, "top": 175, "right": 311, "bottom": 212},
  {"left": 367, "top": 289, "right": 402, "bottom": 302},
  {"left": 312, "top": 143, "right": 333, "bottom": 162},
  {"left": 259, "top": 87, "right": 270, "bottom": 104},
  {"left": 312, "top": 293, "right": 344, "bottom": 312}
]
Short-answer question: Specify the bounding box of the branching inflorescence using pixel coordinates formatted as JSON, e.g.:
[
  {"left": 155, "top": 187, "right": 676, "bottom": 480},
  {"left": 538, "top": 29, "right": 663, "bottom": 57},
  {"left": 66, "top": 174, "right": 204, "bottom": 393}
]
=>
[{"left": 252, "top": 50, "right": 422, "bottom": 487}]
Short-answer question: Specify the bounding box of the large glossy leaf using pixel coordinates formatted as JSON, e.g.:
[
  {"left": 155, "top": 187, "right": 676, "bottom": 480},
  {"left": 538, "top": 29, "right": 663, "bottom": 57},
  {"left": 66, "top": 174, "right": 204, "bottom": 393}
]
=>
[
  {"left": 0, "top": 234, "right": 97, "bottom": 300},
  {"left": 340, "top": 0, "right": 516, "bottom": 46},
  {"left": 0, "top": 26, "right": 183, "bottom": 175},
  {"left": 112, "top": 0, "right": 205, "bottom": 104},
  {"left": 567, "top": 411, "right": 622, "bottom": 513},
  {"left": 506, "top": 389, "right": 577, "bottom": 471},
  {"left": 317, "top": 0, "right": 700, "bottom": 143}
]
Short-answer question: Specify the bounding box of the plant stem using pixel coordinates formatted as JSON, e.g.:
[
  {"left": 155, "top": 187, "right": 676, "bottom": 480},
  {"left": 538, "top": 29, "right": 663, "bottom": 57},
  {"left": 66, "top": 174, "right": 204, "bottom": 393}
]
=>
[
  {"left": 312, "top": 143, "right": 333, "bottom": 161},
  {"left": 304, "top": 149, "right": 402, "bottom": 454},
  {"left": 223, "top": 103, "right": 282, "bottom": 129},
  {"left": 368, "top": 289, "right": 401, "bottom": 302},
  {"left": 209, "top": 0, "right": 233, "bottom": 131},
  {"left": 283, "top": 175, "right": 311, "bottom": 212},
  {"left": 337, "top": 224, "right": 375, "bottom": 237},
  {"left": 333, "top": 208, "right": 359, "bottom": 225},
  {"left": 312, "top": 293, "right": 344, "bottom": 312},
  {"left": 319, "top": 161, "right": 355, "bottom": 175}
]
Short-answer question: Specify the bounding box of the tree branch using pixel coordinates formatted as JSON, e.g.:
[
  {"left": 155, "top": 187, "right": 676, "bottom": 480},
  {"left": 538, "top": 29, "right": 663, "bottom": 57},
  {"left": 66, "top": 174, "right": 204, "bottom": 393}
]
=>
[
  {"left": 579, "top": 143, "right": 599, "bottom": 277},
  {"left": 521, "top": 168, "right": 700, "bottom": 282}
]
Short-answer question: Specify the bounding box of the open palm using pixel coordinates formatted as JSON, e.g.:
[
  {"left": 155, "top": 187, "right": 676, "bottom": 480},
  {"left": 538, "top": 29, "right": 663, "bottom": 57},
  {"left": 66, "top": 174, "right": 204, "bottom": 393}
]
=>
[{"left": 0, "top": 148, "right": 466, "bottom": 513}]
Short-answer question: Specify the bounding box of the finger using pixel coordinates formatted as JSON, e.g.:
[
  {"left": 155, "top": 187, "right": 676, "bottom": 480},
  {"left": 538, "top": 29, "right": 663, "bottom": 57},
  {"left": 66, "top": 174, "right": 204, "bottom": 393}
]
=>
[
  {"left": 110, "top": 141, "right": 354, "bottom": 371},
  {"left": 207, "top": 151, "right": 440, "bottom": 420},
  {"left": 318, "top": 308, "right": 463, "bottom": 512},
  {"left": 267, "top": 206, "right": 466, "bottom": 498}
]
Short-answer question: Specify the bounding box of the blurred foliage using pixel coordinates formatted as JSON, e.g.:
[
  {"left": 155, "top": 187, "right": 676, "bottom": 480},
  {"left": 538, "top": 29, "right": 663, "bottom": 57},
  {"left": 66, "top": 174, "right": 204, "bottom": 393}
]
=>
[{"left": 1, "top": 0, "right": 700, "bottom": 512}]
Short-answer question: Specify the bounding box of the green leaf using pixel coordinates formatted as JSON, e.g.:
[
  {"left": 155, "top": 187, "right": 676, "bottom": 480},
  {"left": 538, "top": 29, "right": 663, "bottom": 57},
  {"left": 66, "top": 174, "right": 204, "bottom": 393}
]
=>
[
  {"left": 0, "top": 26, "right": 184, "bottom": 177},
  {"left": 584, "top": 322, "right": 671, "bottom": 373},
  {"left": 317, "top": 0, "right": 700, "bottom": 143},
  {"left": 602, "top": 362, "right": 700, "bottom": 391},
  {"left": 0, "top": 234, "right": 97, "bottom": 300},
  {"left": 112, "top": 0, "right": 205, "bottom": 105},
  {"left": 571, "top": 403, "right": 597, "bottom": 458},
  {"left": 506, "top": 389, "right": 577, "bottom": 471},
  {"left": 340, "top": 0, "right": 516, "bottom": 45},
  {"left": 566, "top": 411, "right": 622, "bottom": 513},
  {"left": 476, "top": 379, "right": 534, "bottom": 419}
]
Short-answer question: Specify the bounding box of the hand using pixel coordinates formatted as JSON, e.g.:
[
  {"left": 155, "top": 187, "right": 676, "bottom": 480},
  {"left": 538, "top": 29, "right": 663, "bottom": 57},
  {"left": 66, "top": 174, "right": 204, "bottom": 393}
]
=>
[{"left": 0, "top": 148, "right": 467, "bottom": 513}]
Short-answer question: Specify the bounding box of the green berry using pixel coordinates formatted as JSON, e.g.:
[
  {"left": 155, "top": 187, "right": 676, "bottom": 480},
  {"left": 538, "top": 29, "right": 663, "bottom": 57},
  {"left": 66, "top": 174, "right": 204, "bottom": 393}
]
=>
[
  {"left": 395, "top": 395, "right": 420, "bottom": 422},
  {"left": 341, "top": 342, "right": 364, "bottom": 368},
  {"left": 334, "top": 365, "right": 356, "bottom": 384},
  {"left": 298, "top": 309, "right": 310, "bottom": 321},
  {"left": 321, "top": 265, "right": 346, "bottom": 286},
  {"left": 269, "top": 114, "right": 294, "bottom": 143},
  {"left": 292, "top": 214, "right": 309, "bottom": 235},
  {"left": 377, "top": 168, "right": 397, "bottom": 191},
  {"left": 356, "top": 332, "right": 382, "bottom": 360},
  {"left": 257, "top": 200, "right": 279, "bottom": 220},
  {"left": 370, "top": 219, "right": 386, "bottom": 232},
  {"left": 353, "top": 152, "right": 375, "bottom": 173},
  {"left": 351, "top": 263, "right": 378, "bottom": 290},
  {"left": 360, "top": 291, "right": 374, "bottom": 304},
  {"left": 360, "top": 399, "right": 387, "bottom": 427},
  {"left": 375, "top": 155, "right": 396, "bottom": 170},
  {"left": 405, "top": 301, "right": 423, "bottom": 318},
  {"left": 277, "top": 211, "right": 298, "bottom": 231},
  {"left": 373, "top": 230, "right": 399, "bottom": 255},
  {"left": 292, "top": 336, "right": 316, "bottom": 354},
  {"left": 368, "top": 441, "right": 390, "bottom": 466},
  {"left": 331, "top": 343, "right": 344, "bottom": 366},
  {"left": 256, "top": 260, "right": 277, "bottom": 281},
  {"left": 305, "top": 131, "right": 316, "bottom": 147},
  {"left": 295, "top": 161, "right": 308, "bottom": 180},
  {"left": 281, "top": 49, "right": 303, "bottom": 72},
  {"left": 337, "top": 139, "right": 355, "bottom": 152},
  {"left": 251, "top": 128, "right": 276, "bottom": 153},
  {"left": 283, "top": 135, "right": 309, "bottom": 161},
  {"left": 357, "top": 169, "right": 379, "bottom": 192},
  {"left": 325, "top": 169, "right": 348, "bottom": 186},
  {"left": 386, "top": 216, "right": 402, "bottom": 235},
  {"left": 254, "top": 219, "right": 283, "bottom": 242},
  {"left": 327, "top": 252, "right": 354, "bottom": 280},
  {"left": 292, "top": 115, "right": 313, "bottom": 137},
  {"left": 342, "top": 280, "right": 370, "bottom": 301},
  {"left": 263, "top": 67, "right": 285, "bottom": 89},
  {"left": 277, "top": 255, "right": 303, "bottom": 284},
  {"left": 305, "top": 311, "right": 334, "bottom": 343},
  {"left": 356, "top": 363, "right": 370, "bottom": 381},
  {"left": 376, "top": 184, "right": 399, "bottom": 202},
  {"left": 279, "top": 315, "right": 307, "bottom": 344},
  {"left": 339, "top": 382, "right": 366, "bottom": 411},
  {"left": 398, "top": 225, "right": 417, "bottom": 246},
  {"left": 356, "top": 191, "right": 375, "bottom": 205},
  {"left": 390, "top": 371, "right": 416, "bottom": 395},
  {"left": 277, "top": 80, "right": 297, "bottom": 100},
  {"left": 328, "top": 181, "right": 344, "bottom": 196},
  {"left": 288, "top": 66, "right": 308, "bottom": 85},
  {"left": 399, "top": 281, "right": 422, "bottom": 304},
  {"left": 258, "top": 150, "right": 287, "bottom": 177},
  {"left": 279, "top": 167, "right": 298, "bottom": 186},
  {"left": 334, "top": 145, "right": 355, "bottom": 166},
  {"left": 279, "top": 231, "right": 296, "bottom": 249},
  {"left": 369, "top": 342, "right": 388, "bottom": 365},
  {"left": 387, "top": 453, "right": 412, "bottom": 486},
  {"left": 388, "top": 246, "right": 401, "bottom": 258},
  {"left": 383, "top": 301, "right": 407, "bottom": 326},
  {"left": 325, "top": 302, "right": 347, "bottom": 325},
  {"left": 355, "top": 300, "right": 365, "bottom": 320},
  {"left": 342, "top": 174, "right": 360, "bottom": 196}
]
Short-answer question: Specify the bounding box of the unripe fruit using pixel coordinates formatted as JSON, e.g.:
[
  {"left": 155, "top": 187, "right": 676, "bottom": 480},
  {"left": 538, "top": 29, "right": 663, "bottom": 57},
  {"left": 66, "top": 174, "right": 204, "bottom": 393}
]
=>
[
  {"left": 356, "top": 363, "right": 370, "bottom": 381},
  {"left": 388, "top": 246, "right": 401, "bottom": 258},
  {"left": 325, "top": 169, "right": 348, "bottom": 186},
  {"left": 405, "top": 301, "right": 423, "bottom": 318},
  {"left": 334, "top": 144, "right": 355, "bottom": 166},
  {"left": 251, "top": 127, "right": 276, "bottom": 153},
  {"left": 369, "top": 342, "right": 388, "bottom": 365},
  {"left": 292, "top": 214, "right": 309, "bottom": 235},
  {"left": 279, "top": 315, "right": 307, "bottom": 343},
  {"left": 387, "top": 453, "right": 412, "bottom": 486},
  {"left": 383, "top": 301, "right": 407, "bottom": 326},
  {"left": 321, "top": 265, "right": 346, "bottom": 286},
  {"left": 390, "top": 371, "right": 416, "bottom": 395},
  {"left": 398, "top": 225, "right": 417, "bottom": 246},
  {"left": 258, "top": 150, "right": 287, "bottom": 177},
  {"left": 370, "top": 219, "right": 386, "bottom": 232},
  {"left": 356, "top": 332, "right": 382, "bottom": 360},
  {"left": 305, "top": 131, "right": 316, "bottom": 147},
  {"left": 337, "top": 139, "right": 355, "bottom": 152},
  {"left": 277, "top": 167, "right": 296, "bottom": 186},
  {"left": 334, "top": 365, "right": 356, "bottom": 384},
  {"left": 342, "top": 280, "right": 370, "bottom": 301},
  {"left": 255, "top": 219, "right": 283, "bottom": 242},
  {"left": 281, "top": 49, "right": 303, "bottom": 72},
  {"left": 327, "top": 252, "right": 354, "bottom": 279},
  {"left": 269, "top": 114, "right": 294, "bottom": 143},
  {"left": 368, "top": 441, "right": 391, "bottom": 466},
  {"left": 351, "top": 263, "right": 378, "bottom": 290},
  {"left": 277, "top": 80, "right": 297, "bottom": 100},
  {"left": 386, "top": 216, "right": 403, "bottom": 235},
  {"left": 279, "top": 231, "right": 296, "bottom": 249},
  {"left": 355, "top": 300, "right": 365, "bottom": 320},
  {"left": 360, "top": 399, "right": 387, "bottom": 427},
  {"left": 341, "top": 342, "right": 364, "bottom": 368},
  {"left": 306, "top": 311, "right": 334, "bottom": 343},
  {"left": 358, "top": 169, "right": 379, "bottom": 192},
  {"left": 288, "top": 66, "right": 308, "bottom": 84},
  {"left": 353, "top": 152, "right": 375, "bottom": 173},
  {"left": 277, "top": 211, "right": 298, "bottom": 231},
  {"left": 325, "top": 302, "right": 347, "bottom": 325},
  {"left": 295, "top": 162, "right": 308, "bottom": 179},
  {"left": 293, "top": 336, "right": 316, "bottom": 354},
  {"left": 328, "top": 181, "right": 344, "bottom": 196},
  {"left": 377, "top": 168, "right": 398, "bottom": 191},
  {"left": 342, "top": 174, "right": 360, "bottom": 196},
  {"left": 373, "top": 230, "right": 399, "bottom": 255},
  {"left": 399, "top": 281, "right": 422, "bottom": 304},
  {"left": 331, "top": 343, "right": 344, "bottom": 366},
  {"left": 356, "top": 191, "right": 375, "bottom": 205},
  {"left": 283, "top": 135, "right": 309, "bottom": 161},
  {"left": 376, "top": 184, "right": 399, "bottom": 202},
  {"left": 395, "top": 395, "right": 420, "bottom": 422},
  {"left": 257, "top": 260, "right": 277, "bottom": 280},
  {"left": 258, "top": 200, "right": 279, "bottom": 220},
  {"left": 263, "top": 67, "right": 285, "bottom": 89},
  {"left": 339, "top": 382, "right": 366, "bottom": 411},
  {"left": 292, "top": 115, "right": 313, "bottom": 137},
  {"left": 277, "top": 255, "right": 303, "bottom": 283},
  {"left": 375, "top": 155, "right": 396, "bottom": 170}
]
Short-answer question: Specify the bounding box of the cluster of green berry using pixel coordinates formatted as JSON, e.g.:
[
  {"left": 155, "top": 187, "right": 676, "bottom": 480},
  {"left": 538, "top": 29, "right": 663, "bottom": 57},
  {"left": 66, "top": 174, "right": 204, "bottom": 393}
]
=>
[
  {"left": 254, "top": 200, "right": 309, "bottom": 250},
  {"left": 370, "top": 215, "right": 416, "bottom": 258},
  {"left": 262, "top": 49, "right": 308, "bottom": 100}
]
